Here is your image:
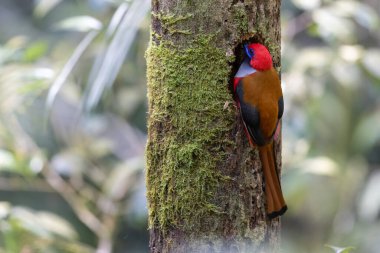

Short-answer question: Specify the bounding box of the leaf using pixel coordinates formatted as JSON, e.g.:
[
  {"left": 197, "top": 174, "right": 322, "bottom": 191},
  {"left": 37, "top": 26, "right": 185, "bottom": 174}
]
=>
[
  {"left": 331, "top": 58, "right": 361, "bottom": 88},
  {"left": 53, "top": 16, "right": 103, "bottom": 32},
  {"left": 338, "top": 45, "right": 363, "bottom": 62},
  {"left": 325, "top": 244, "right": 355, "bottom": 253},
  {"left": 10, "top": 207, "right": 78, "bottom": 239},
  {"left": 0, "top": 150, "right": 16, "bottom": 170},
  {"left": 83, "top": 0, "right": 150, "bottom": 111},
  {"left": 352, "top": 111, "right": 380, "bottom": 152},
  {"left": 292, "top": 0, "right": 320, "bottom": 10},
  {"left": 105, "top": 2, "right": 130, "bottom": 38},
  {"left": 301, "top": 156, "right": 338, "bottom": 176},
  {"left": 331, "top": 1, "right": 379, "bottom": 30},
  {"left": 358, "top": 171, "right": 380, "bottom": 221},
  {"left": 0, "top": 202, "right": 11, "bottom": 219},
  {"left": 352, "top": 3, "right": 379, "bottom": 30},
  {"left": 11, "top": 207, "right": 50, "bottom": 238},
  {"left": 50, "top": 150, "right": 86, "bottom": 176},
  {"left": 33, "top": 0, "right": 62, "bottom": 18},
  {"left": 0, "top": 47, "right": 16, "bottom": 65},
  {"left": 36, "top": 211, "right": 78, "bottom": 239},
  {"left": 362, "top": 49, "right": 380, "bottom": 80},
  {"left": 312, "top": 8, "right": 356, "bottom": 42},
  {"left": 103, "top": 157, "right": 144, "bottom": 200},
  {"left": 45, "top": 31, "right": 99, "bottom": 113},
  {"left": 16, "top": 69, "right": 54, "bottom": 94},
  {"left": 23, "top": 41, "right": 48, "bottom": 62}
]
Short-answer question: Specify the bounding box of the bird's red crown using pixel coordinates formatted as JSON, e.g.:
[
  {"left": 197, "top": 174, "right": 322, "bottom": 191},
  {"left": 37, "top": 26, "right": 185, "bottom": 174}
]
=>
[{"left": 246, "top": 43, "right": 273, "bottom": 71}]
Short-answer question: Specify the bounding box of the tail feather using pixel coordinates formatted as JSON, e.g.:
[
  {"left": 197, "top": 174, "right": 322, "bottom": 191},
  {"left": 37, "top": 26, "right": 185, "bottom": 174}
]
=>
[{"left": 259, "top": 143, "right": 287, "bottom": 219}]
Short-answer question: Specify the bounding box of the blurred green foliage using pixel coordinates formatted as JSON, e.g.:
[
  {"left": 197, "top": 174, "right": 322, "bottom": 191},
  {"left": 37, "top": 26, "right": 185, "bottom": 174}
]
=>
[
  {"left": 0, "top": 0, "right": 149, "bottom": 252},
  {"left": 325, "top": 244, "right": 355, "bottom": 253},
  {"left": 0, "top": 0, "right": 379, "bottom": 252},
  {"left": 282, "top": 0, "right": 380, "bottom": 252}
]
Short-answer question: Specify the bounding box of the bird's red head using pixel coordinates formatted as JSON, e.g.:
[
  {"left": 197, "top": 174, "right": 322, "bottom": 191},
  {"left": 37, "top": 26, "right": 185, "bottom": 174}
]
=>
[{"left": 245, "top": 43, "right": 273, "bottom": 71}]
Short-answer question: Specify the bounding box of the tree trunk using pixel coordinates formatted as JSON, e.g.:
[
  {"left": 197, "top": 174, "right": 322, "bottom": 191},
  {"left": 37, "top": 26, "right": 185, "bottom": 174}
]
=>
[{"left": 146, "top": 0, "right": 282, "bottom": 252}]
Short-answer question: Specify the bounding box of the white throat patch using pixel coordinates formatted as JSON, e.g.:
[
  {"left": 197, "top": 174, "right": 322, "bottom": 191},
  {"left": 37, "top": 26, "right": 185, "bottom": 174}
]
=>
[{"left": 235, "top": 58, "right": 257, "bottom": 78}]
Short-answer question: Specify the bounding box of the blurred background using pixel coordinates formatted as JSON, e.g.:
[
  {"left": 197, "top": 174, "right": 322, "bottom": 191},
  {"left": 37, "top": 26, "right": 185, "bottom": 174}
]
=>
[{"left": 0, "top": 0, "right": 379, "bottom": 252}]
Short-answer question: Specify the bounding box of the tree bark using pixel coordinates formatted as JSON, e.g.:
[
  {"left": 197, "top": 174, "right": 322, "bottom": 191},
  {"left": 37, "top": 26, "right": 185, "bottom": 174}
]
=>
[{"left": 146, "top": 0, "right": 282, "bottom": 252}]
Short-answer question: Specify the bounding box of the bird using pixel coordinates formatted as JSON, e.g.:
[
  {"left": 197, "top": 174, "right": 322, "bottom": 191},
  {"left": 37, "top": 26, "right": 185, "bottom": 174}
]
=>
[{"left": 234, "top": 43, "right": 287, "bottom": 219}]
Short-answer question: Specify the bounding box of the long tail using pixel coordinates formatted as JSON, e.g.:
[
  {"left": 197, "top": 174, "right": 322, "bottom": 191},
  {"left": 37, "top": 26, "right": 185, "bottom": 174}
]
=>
[{"left": 259, "top": 143, "right": 287, "bottom": 219}]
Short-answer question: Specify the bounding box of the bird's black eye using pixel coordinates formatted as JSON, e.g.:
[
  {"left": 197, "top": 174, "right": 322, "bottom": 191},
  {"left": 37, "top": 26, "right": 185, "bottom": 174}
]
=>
[{"left": 244, "top": 44, "right": 254, "bottom": 59}]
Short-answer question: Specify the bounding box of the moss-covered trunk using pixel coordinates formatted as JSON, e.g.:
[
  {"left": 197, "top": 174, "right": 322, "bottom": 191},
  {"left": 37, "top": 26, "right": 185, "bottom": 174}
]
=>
[{"left": 146, "top": 0, "right": 282, "bottom": 252}]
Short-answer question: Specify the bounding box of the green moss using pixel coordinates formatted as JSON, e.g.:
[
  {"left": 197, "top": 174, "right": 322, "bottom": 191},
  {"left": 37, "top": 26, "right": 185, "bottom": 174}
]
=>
[
  {"left": 232, "top": 3, "right": 249, "bottom": 34},
  {"left": 153, "top": 13, "right": 193, "bottom": 27},
  {"left": 153, "top": 12, "right": 193, "bottom": 35},
  {"left": 146, "top": 36, "right": 234, "bottom": 232}
]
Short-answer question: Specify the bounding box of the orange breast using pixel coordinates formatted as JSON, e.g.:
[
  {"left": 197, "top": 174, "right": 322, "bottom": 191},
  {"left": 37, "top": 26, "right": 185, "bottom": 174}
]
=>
[{"left": 241, "top": 67, "right": 282, "bottom": 138}]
